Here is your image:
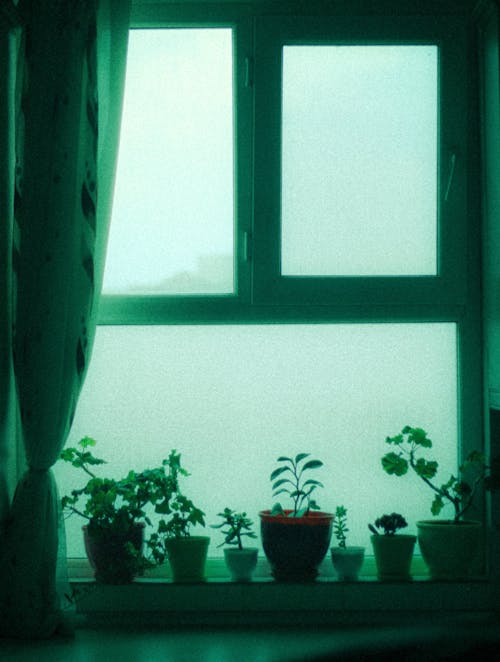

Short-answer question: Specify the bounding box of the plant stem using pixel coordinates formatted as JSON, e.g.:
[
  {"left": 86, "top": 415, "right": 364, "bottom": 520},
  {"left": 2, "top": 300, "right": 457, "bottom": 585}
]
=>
[
  {"left": 81, "top": 463, "right": 96, "bottom": 480},
  {"left": 408, "top": 450, "right": 461, "bottom": 521}
]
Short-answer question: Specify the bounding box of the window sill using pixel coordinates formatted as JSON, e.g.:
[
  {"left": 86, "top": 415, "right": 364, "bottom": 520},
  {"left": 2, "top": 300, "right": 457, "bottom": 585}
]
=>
[{"left": 68, "top": 557, "right": 498, "bottom": 627}]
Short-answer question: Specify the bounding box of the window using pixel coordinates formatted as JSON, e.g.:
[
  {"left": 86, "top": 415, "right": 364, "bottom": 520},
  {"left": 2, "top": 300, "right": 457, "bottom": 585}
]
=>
[
  {"left": 56, "top": 4, "right": 482, "bottom": 570},
  {"left": 280, "top": 45, "right": 438, "bottom": 277},
  {"left": 103, "top": 28, "right": 235, "bottom": 296}
]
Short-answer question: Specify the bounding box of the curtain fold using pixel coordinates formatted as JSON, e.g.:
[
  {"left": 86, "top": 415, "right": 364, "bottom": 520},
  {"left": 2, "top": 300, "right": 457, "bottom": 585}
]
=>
[
  {"left": 0, "top": 0, "right": 130, "bottom": 639},
  {"left": 0, "top": 6, "right": 19, "bottom": 532},
  {"left": 482, "top": 5, "right": 500, "bottom": 412}
]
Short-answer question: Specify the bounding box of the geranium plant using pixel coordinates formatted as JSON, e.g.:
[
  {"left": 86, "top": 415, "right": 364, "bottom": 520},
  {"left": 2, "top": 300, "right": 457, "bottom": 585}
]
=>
[
  {"left": 59, "top": 436, "right": 174, "bottom": 579},
  {"left": 381, "top": 425, "right": 489, "bottom": 523},
  {"left": 145, "top": 450, "right": 206, "bottom": 565},
  {"left": 270, "top": 453, "right": 324, "bottom": 517},
  {"left": 60, "top": 436, "right": 172, "bottom": 537}
]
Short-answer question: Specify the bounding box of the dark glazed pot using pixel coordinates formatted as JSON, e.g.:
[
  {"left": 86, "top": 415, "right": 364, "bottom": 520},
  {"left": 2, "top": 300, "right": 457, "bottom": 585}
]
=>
[
  {"left": 259, "top": 510, "right": 334, "bottom": 582},
  {"left": 83, "top": 522, "right": 145, "bottom": 584}
]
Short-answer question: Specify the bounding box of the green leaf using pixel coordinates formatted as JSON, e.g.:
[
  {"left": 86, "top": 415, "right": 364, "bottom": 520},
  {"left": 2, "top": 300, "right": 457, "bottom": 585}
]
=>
[
  {"left": 414, "top": 458, "right": 438, "bottom": 479},
  {"left": 59, "top": 448, "right": 75, "bottom": 462},
  {"left": 271, "top": 503, "right": 285, "bottom": 516},
  {"left": 409, "top": 427, "right": 432, "bottom": 448},
  {"left": 431, "top": 494, "right": 444, "bottom": 516},
  {"left": 155, "top": 501, "right": 171, "bottom": 515},
  {"left": 385, "top": 434, "right": 404, "bottom": 445},
  {"left": 301, "top": 459, "right": 323, "bottom": 471},
  {"left": 381, "top": 452, "right": 408, "bottom": 476},
  {"left": 294, "top": 453, "right": 310, "bottom": 464},
  {"left": 302, "top": 479, "right": 323, "bottom": 488},
  {"left": 276, "top": 456, "right": 293, "bottom": 463},
  {"left": 270, "top": 466, "right": 290, "bottom": 481},
  {"left": 79, "top": 436, "right": 97, "bottom": 448},
  {"left": 272, "top": 488, "right": 290, "bottom": 497},
  {"left": 271, "top": 478, "right": 294, "bottom": 490}
]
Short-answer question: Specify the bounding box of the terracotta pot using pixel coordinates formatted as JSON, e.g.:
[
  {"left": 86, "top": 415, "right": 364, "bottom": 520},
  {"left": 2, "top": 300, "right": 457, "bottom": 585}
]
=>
[
  {"left": 83, "top": 522, "right": 145, "bottom": 584},
  {"left": 370, "top": 534, "right": 416, "bottom": 581},
  {"left": 259, "top": 509, "right": 334, "bottom": 582},
  {"left": 164, "top": 536, "right": 210, "bottom": 582},
  {"left": 417, "top": 519, "right": 482, "bottom": 580}
]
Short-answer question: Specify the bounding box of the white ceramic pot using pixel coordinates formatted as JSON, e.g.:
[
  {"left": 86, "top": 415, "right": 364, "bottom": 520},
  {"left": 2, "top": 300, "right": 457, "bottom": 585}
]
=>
[
  {"left": 330, "top": 546, "right": 365, "bottom": 581},
  {"left": 224, "top": 547, "right": 258, "bottom": 581}
]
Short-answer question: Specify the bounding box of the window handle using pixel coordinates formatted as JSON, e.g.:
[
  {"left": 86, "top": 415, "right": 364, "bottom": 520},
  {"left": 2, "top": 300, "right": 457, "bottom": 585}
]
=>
[
  {"left": 444, "top": 152, "right": 457, "bottom": 202},
  {"left": 243, "top": 231, "right": 252, "bottom": 262},
  {"left": 245, "top": 57, "right": 254, "bottom": 88}
]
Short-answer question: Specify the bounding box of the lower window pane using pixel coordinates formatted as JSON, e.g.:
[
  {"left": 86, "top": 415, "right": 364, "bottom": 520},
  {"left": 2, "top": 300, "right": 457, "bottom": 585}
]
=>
[{"left": 56, "top": 323, "right": 457, "bottom": 559}]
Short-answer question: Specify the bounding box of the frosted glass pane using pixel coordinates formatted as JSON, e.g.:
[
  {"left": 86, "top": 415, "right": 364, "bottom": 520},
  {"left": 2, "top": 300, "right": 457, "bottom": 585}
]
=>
[
  {"left": 103, "top": 29, "right": 234, "bottom": 295},
  {"left": 281, "top": 46, "right": 438, "bottom": 276},
  {"left": 56, "top": 323, "right": 457, "bottom": 559}
]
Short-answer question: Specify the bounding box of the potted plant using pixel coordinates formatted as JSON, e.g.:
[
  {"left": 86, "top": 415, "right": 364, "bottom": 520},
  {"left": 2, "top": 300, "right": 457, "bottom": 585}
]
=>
[
  {"left": 330, "top": 505, "right": 365, "bottom": 581},
  {"left": 368, "top": 513, "right": 416, "bottom": 581},
  {"left": 59, "top": 436, "right": 172, "bottom": 584},
  {"left": 382, "top": 425, "right": 490, "bottom": 579},
  {"left": 146, "top": 450, "right": 209, "bottom": 582},
  {"left": 211, "top": 508, "right": 258, "bottom": 581},
  {"left": 259, "top": 453, "right": 334, "bottom": 582}
]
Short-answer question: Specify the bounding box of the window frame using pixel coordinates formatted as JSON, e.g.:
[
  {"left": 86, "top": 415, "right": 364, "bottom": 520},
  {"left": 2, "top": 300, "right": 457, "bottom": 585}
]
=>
[
  {"left": 252, "top": 15, "right": 469, "bottom": 307},
  {"left": 94, "top": 1, "right": 485, "bottom": 576}
]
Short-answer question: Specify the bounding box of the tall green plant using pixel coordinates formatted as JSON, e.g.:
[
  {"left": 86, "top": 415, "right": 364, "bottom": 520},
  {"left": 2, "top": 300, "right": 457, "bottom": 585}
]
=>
[
  {"left": 381, "top": 426, "right": 489, "bottom": 523},
  {"left": 270, "top": 453, "right": 324, "bottom": 517}
]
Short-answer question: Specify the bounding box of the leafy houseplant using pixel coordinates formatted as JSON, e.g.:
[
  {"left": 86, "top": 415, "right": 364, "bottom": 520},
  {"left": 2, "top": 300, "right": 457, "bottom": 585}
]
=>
[
  {"left": 211, "top": 508, "right": 258, "bottom": 581},
  {"left": 145, "top": 450, "right": 209, "bottom": 582},
  {"left": 60, "top": 436, "right": 172, "bottom": 583},
  {"left": 368, "top": 512, "right": 416, "bottom": 581},
  {"left": 330, "top": 506, "right": 365, "bottom": 581},
  {"left": 259, "top": 453, "right": 334, "bottom": 582},
  {"left": 382, "top": 425, "right": 489, "bottom": 579}
]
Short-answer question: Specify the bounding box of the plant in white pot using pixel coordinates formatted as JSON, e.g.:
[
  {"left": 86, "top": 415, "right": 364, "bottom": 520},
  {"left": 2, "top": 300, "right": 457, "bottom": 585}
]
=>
[
  {"left": 259, "top": 453, "right": 334, "bottom": 582},
  {"left": 211, "top": 508, "right": 258, "bottom": 581},
  {"left": 368, "top": 512, "right": 416, "bottom": 581},
  {"left": 330, "top": 505, "right": 365, "bottom": 581},
  {"left": 146, "top": 450, "right": 209, "bottom": 582},
  {"left": 382, "top": 425, "right": 490, "bottom": 580}
]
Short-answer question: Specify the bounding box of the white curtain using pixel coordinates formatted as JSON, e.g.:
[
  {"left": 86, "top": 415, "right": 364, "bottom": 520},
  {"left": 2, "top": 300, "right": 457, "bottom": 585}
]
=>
[{"left": 0, "top": 0, "right": 130, "bottom": 639}]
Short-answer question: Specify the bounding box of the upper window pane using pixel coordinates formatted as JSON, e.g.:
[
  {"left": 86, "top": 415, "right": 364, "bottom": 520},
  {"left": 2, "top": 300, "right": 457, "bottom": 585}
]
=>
[
  {"left": 281, "top": 45, "right": 438, "bottom": 277},
  {"left": 103, "top": 29, "right": 235, "bottom": 295}
]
